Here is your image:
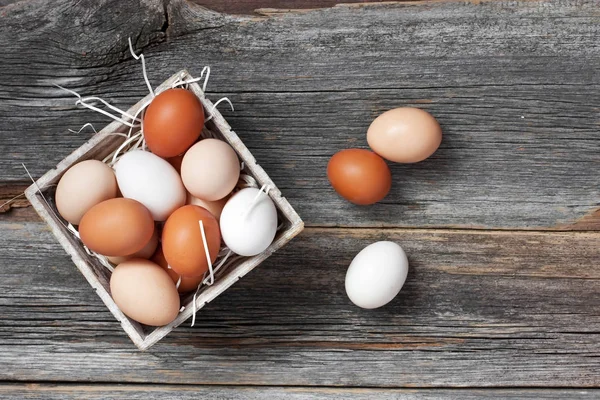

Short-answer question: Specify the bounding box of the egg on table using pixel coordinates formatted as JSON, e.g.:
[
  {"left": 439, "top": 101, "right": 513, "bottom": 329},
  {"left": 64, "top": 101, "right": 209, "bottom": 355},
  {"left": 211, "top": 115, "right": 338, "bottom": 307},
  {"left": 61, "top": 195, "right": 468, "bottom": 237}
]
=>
[
  {"left": 143, "top": 88, "right": 205, "bottom": 158},
  {"left": 327, "top": 148, "right": 391, "bottom": 205},
  {"left": 114, "top": 150, "right": 186, "bottom": 221},
  {"left": 110, "top": 258, "right": 180, "bottom": 326},
  {"left": 345, "top": 241, "right": 409, "bottom": 309},
  {"left": 79, "top": 198, "right": 154, "bottom": 257},
  {"left": 55, "top": 160, "right": 118, "bottom": 225},
  {"left": 367, "top": 107, "right": 442, "bottom": 163},
  {"left": 220, "top": 187, "right": 278, "bottom": 257}
]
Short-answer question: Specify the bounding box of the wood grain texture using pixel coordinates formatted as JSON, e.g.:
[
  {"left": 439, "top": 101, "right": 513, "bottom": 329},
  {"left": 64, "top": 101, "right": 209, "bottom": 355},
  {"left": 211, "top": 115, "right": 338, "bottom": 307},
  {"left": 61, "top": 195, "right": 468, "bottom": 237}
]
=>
[
  {"left": 1, "top": 222, "right": 598, "bottom": 386},
  {"left": 0, "top": 384, "right": 597, "bottom": 399},
  {"left": 0, "top": 0, "right": 599, "bottom": 229}
]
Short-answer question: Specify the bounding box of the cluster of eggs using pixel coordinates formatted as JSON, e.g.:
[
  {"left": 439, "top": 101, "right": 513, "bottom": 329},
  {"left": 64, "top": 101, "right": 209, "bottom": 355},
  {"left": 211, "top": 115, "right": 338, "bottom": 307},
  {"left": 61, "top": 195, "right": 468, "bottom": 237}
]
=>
[
  {"left": 328, "top": 107, "right": 442, "bottom": 309},
  {"left": 54, "top": 88, "right": 278, "bottom": 326},
  {"left": 327, "top": 107, "right": 442, "bottom": 205}
]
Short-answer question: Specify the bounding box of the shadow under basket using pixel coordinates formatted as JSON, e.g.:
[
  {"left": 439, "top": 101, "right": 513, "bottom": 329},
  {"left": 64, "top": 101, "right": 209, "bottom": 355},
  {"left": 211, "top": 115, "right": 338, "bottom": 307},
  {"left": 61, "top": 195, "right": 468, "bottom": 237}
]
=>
[{"left": 25, "top": 70, "right": 304, "bottom": 350}]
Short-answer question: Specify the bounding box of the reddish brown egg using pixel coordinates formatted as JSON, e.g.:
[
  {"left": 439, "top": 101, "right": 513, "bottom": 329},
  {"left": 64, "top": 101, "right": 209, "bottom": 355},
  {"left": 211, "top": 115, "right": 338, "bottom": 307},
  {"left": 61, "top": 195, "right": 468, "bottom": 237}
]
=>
[
  {"left": 162, "top": 205, "right": 221, "bottom": 277},
  {"left": 143, "top": 89, "right": 205, "bottom": 158},
  {"left": 79, "top": 198, "right": 154, "bottom": 257},
  {"left": 152, "top": 246, "right": 203, "bottom": 294},
  {"left": 327, "top": 149, "right": 392, "bottom": 205}
]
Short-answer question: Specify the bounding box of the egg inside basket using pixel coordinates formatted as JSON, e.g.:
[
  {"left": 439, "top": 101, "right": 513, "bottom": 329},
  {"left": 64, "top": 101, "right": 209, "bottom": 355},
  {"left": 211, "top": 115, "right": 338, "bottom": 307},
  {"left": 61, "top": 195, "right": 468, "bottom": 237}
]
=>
[{"left": 25, "top": 70, "right": 304, "bottom": 350}]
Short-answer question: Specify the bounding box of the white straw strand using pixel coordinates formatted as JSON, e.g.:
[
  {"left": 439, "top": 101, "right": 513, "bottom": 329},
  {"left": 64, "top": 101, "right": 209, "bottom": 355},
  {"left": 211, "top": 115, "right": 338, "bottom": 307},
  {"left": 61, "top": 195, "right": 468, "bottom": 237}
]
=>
[{"left": 128, "top": 37, "right": 154, "bottom": 97}]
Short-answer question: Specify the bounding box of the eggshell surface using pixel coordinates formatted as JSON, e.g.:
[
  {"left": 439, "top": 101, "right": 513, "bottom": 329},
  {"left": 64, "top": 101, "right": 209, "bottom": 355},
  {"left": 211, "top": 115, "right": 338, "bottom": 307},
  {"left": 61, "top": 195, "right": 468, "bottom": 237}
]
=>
[
  {"left": 115, "top": 150, "right": 186, "bottom": 221},
  {"left": 55, "top": 160, "right": 117, "bottom": 225},
  {"left": 79, "top": 198, "right": 154, "bottom": 257},
  {"left": 327, "top": 149, "right": 391, "bottom": 205},
  {"left": 181, "top": 139, "right": 240, "bottom": 201},
  {"left": 152, "top": 246, "right": 203, "bottom": 294},
  {"left": 345, "top": 241, "right": 409, "bottom": 309},
  {"left": 107, "top": 229, "right": 159, "bottom": 265},
  {"left": 187, "top": 192, "right": 228, "bottom": 219},
  {"left": 367, "top": 107, "right": 442, "bottom": 163},
  {"left": 162, "top": 205, "right": 221, "bottom": 277},
  {"left": 110, "top": 259, "right": 180, "bottom": 326},
  {"left": 143, "top": 88, "right": 205, "bottom": 158},
  {"left": 220, "top": 188, "right": 278, "bottom": 256}
]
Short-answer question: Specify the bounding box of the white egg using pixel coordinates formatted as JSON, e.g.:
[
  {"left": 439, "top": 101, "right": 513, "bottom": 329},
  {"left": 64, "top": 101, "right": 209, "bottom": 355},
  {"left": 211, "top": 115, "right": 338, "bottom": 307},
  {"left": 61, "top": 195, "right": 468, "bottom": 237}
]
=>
[
  {"left": 220, "top": 187, "right": 278, "bottom": 256},
  {"left": 114, "top": 150, "right": 186, "bottom": 221},
  {"left": 345, "top": 241, "right": 409, "bottom": 309}
]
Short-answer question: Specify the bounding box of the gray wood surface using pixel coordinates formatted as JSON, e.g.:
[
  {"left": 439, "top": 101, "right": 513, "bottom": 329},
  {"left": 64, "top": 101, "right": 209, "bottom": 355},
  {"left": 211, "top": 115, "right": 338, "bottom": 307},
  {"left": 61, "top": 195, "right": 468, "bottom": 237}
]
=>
[
  {"left": 1, "top": 0, "right": 599, "bottom": 229},
  {"left": 1, "top": 221, "right": 598, "bottom": 386},
  {"left": 0, "top": 384, "right": 597, "bottom": 399}
]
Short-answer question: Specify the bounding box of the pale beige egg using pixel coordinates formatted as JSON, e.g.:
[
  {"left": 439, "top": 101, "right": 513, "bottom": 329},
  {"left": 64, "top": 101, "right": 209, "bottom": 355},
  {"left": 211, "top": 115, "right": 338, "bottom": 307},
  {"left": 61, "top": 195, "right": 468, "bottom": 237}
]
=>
[
  {"left": 55, "top": 160, "right": 118, "bottom": 225},
  {"left": 367, "top": 107, "right": 442, "bottom": 163}
]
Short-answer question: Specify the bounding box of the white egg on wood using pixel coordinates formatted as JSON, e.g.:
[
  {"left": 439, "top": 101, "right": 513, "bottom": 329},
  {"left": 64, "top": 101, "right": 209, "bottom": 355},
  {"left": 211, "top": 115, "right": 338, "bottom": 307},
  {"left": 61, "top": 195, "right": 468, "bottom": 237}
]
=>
[
  {"left": 345, "top": 241, "right": 409, "bottom": 309},
  {"left": 114, "top": 150, "right": 186, "bottom": 221},
  {"left": 220, "top": 187, "right": 278, "bottom": 256}
]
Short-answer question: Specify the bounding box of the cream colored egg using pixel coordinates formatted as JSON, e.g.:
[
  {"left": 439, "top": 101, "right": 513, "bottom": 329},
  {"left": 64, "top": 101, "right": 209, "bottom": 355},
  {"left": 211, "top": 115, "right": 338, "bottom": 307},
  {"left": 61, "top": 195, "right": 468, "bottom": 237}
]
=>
[
  {"left": 181, "top": 139, "right": 240, "bottom": 201},
  {"left": 55, "top": 160, "right": 118, "bottom": 225},
  {"left": 186, "top": 192, "right": 228, "bottom": 219},
  {"left": 110, "top": 259, "right": 180, "bottom": 326},
  {"left": 367, "top": 107, "right": 442, "bottom": 163}
]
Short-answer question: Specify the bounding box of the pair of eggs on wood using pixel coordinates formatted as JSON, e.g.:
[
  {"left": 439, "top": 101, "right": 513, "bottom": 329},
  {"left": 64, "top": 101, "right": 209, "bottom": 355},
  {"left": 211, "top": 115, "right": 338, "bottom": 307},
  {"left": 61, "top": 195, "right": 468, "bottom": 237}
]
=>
[{"left": 327, "top": 107, "right": 442, "bottom": 205}]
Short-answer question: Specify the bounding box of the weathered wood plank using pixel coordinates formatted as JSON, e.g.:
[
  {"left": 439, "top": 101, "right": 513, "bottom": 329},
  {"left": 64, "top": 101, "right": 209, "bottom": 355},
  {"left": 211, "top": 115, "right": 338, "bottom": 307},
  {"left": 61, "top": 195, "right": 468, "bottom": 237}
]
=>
[
  {"left": 1, "top": 222, "right": 598, "bottom": 386},
  {"left": 0, "top": 384, "right": 597, "bottom": 399},
  {"left": 1, "top": 0, "right": 599, "bottom": 229}
]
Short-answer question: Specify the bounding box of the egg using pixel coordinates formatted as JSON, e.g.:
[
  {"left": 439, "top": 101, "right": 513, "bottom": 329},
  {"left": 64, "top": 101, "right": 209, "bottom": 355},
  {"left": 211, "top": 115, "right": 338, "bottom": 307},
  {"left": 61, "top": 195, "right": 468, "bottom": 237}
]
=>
[
  {"left": 152, "top": 246, "right": 203, "bottom": 294},
  {"left": 162, "top": 205, "right": 221, "bottom": 277},
  {"left": 110, "top": 259, "right": 180, "bottom": 326},
  {"left": 55, "top": 160, "right": 118, "bottom": 225},
  {"left": 79, "top": 198, "right": 154, "bottom": 257},
  {"left": 186, "top": 192, "right": 228, "bottom": 219},
  {"left": 114, "top": 150, "right": 186, "bottom": 221},
  {"left": 143, "top": 88, "right": 205, "bottom": 158},
  {"left": 107, "top": 228, "right": 159, "bottom": 265},
  {"left": 367, "top": 107, "right": 442, "bottom": 163},
  {"left": 345, "top": 241, "right": 409, "bottom": 309},
  {"left": 327, "top": 149, "right": 391, "bottom": 205},
  {"left": 181, "top": 139, "right": 240, "bottom": 201},
  {"left": 220, "top": 188, "right": 278, "bottom": 256}
]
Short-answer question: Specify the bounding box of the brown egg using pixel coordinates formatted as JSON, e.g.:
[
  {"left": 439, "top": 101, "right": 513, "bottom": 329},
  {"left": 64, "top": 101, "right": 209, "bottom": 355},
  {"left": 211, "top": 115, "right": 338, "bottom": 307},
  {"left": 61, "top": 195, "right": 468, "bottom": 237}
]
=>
[
  {"left": 79, "top": 198, "right": 154, "bottom": 257},
  {"left": 327, "top": 149, "right": 391, "bottom": 205},
  {"left": 186, "top": 192, "right": 228, "bottom": 219},
  {"left": 167, "top": 154, "right": 184, "bottom": 174},
  {"left": 162, "top": 205, "right": 221, "bottom": 277},
  {"left": 152, "top": 246, "right": 203, "bottom": 294},
  {"left": 107, "top": 228, "right": 159, "bottom": 265},
  {"left": 110, "top": 259, "right": 180, "bottom": 326},
  {"left": 143, "top": 89, "right": 205, "bottom": 158},
  {"left": 367, "top": 107, "right": 442, "bottom": 163},
  {"left": 55, "top": 160, "right": 118, "bottom": 225}
]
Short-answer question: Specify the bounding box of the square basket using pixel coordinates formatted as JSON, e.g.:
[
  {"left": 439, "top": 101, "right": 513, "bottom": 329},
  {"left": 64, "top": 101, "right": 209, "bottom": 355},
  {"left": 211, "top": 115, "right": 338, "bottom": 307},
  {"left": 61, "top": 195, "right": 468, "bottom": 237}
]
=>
[{"left": 25, "top": 70, "right": 304, "bottom": 350}]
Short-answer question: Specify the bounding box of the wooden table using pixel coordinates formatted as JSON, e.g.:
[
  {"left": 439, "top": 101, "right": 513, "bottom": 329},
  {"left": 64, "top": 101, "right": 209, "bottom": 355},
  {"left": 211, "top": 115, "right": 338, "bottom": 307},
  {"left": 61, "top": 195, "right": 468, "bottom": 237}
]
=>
[{"left": 0, "top": 0, "right": 598, "bottom": 398}]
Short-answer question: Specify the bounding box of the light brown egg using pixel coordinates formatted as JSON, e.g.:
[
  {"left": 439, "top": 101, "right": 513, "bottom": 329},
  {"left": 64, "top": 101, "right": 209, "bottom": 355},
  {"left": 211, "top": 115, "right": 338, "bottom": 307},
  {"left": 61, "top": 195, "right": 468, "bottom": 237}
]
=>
[
  {"left": 79, "top": 198, "right": 154, "bottom": 257},
  {"left": 367, "top": 107, "right": 442, "bottom": 163},
  {"left": 152, "top": 246, "right": 203, "bottom": 294},
  {"left": 181, "top": 139, "right": 240, "bottom": 201},
  {"left": 110, "top": 259, "right": 180, "bottom": 326},
  {"left": 55, "top": 160, "right": 118, "bottom": 225},
  {"left": 186, "top": 192, "right": 228, "bottom": 219},
  {"left": 107, "top": 228, "right": 159, "bottom": 265}
]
